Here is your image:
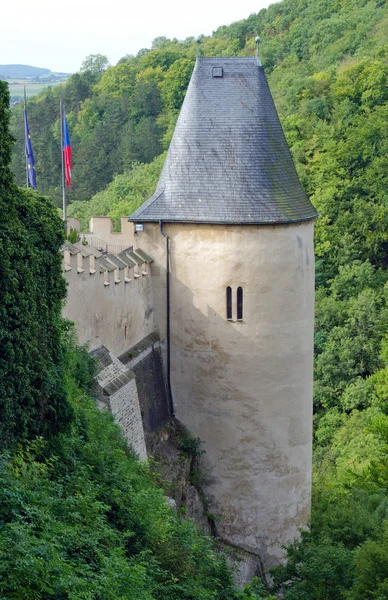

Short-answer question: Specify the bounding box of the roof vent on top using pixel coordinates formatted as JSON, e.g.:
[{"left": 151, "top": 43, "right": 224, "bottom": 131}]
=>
[{"left": 212, "top": 67, "right": 223, "bottom": 78}]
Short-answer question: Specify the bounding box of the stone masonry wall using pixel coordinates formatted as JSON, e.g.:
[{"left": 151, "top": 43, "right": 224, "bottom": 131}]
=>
[
  {"left": 119, "top": 332, "right": 170, "bottom": 435},
  {"left": 108, "top": 377, "right": 147, "bottom": 462},
  {"left": 92, "top": 345, "right": 147, "bottom": 461}
]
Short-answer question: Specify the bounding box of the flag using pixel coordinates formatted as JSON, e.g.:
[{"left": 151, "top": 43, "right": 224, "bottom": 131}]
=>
[
  {"left": 24, "top": 105, "right": 37, "bottom": 189},
  {"left": 62, "top": 112, "right": 72, "bottom": 187}
]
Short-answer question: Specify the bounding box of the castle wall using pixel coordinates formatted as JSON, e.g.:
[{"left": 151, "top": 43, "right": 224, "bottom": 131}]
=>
[
  {"left": 108, "top": 376, "right": 147, "bottom": 460},
  {"left": 67, "top": 216, "right": 81, "bottom": 234},
  {"left": 118, "top": 332, "right": 171, "bottom": 436},
  {"left": 92, "top": 345, "right": 147, "bottom": 461},
  {"left": 75, "top": 217, "right": 135, "bottom": 253},
  {"left": 133, "top": 220, "right": 315, "bottom": 569},
  {"left": 62, "top": 245, "right": 153, "bottom": 355}
]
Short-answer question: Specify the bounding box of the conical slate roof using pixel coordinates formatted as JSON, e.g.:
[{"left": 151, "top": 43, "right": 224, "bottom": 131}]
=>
[{"left": 131, "top": 57, "right": 318, "bottom": 224}]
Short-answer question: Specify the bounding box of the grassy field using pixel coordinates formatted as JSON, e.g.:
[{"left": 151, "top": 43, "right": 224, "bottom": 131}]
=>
[{"left": 8, "top": 79, "right": 63, "bottom": 103}]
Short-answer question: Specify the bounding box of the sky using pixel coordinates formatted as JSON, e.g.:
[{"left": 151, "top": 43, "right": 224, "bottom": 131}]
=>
[{"left": 1, "top": 0, "right": 273, "bottom": 73}]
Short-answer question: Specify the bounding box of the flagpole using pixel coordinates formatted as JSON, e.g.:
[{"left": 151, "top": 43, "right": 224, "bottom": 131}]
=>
[
  {"left": 60, "top": 90, "right": 66, "bottom": 222},
  {"left": 24, "top": 86, "right": 29, "bottom": 188}
]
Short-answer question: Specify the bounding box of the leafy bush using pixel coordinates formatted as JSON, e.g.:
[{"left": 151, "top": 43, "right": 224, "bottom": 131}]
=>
[
  {"left": 66, "top": 227, "right": 79, "bottom": 243},
  {"left": 0, "top": 386, "right": 241, "bottom": 599},
  {"left": 272, "top": 537, "right": 353, "bottom": 600}
]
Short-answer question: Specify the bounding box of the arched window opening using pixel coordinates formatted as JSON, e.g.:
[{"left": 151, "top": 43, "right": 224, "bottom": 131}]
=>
[
  {"left": 237, "top": 287, "right": 243, "bottom": 321},
  {"left": 226, "top": 286, "right": 232, "bottom": 320}
]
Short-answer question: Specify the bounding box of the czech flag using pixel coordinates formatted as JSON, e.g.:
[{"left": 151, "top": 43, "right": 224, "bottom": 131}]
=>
[{"left": 62, "top": 112, "right": 72, "bottom": 187}]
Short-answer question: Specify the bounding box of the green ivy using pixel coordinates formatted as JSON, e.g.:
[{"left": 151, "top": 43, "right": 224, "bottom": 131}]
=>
[{"left": 0, "top": 82, "right": 72, "bottom": 450}]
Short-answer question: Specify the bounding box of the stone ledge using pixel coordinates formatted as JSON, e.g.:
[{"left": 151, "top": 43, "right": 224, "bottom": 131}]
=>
[{"left": 118, "top": 331, "right": 160, "bottom": 365}]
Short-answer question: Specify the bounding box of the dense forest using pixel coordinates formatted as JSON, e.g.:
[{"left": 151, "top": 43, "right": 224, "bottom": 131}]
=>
[{"left": 6, "top": 0, "right": 388, "bottom": 597}]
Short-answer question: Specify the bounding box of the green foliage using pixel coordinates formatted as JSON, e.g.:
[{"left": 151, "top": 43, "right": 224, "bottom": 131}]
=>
[
  {"left": 314, "top": 273, "right": 388, "bottom": 408},
  {"left": 0, "top": 81, "right": 14, "bottom": 184},
  {"left": 273, "top": 405, "right": 388, "bottom": 598},
  {"left": 0, "top": 86, "right": 72, "bottom": 451},
  {"left": 0, "top": 187, "right": 73, "bottom": 450},
  {"left": 166, "top": 421, "right": 205, "bottom": 458},
  {"left": 0, "top": 376, "right": 243, "bottom": 599},
  {"left": 160, "top": 58, "right": 194, "bottom": 109},
  {"left": 238, "top": 578, "right": 275, "bottom": 599},
  {"left": 80, "top": 53, "right": 110, "bottom": 74},
  {"left": 67, "top": 153, "right": 165, "bottom": 230},
  {"left": 9, "top": 44, "right": 188, "bottom": 205},
  {"left": 66, "top": 226, "right": 79, "bottom": 243},
  {"left": 348, "top": 526, "right": 388, "bottom": 600},
  {"left": 272, "top": 537, "right": 353, "bottom": 600}
]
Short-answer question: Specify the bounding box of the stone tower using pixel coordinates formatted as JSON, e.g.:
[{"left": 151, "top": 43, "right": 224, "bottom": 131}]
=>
[{"left": 130, "top": 56, "right": 318, "bottom": 568}]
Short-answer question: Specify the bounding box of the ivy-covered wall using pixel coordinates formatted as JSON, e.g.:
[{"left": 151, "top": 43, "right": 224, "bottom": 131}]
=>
[{"left": 0, "top": 81, "right": 72, "bottom": 450}]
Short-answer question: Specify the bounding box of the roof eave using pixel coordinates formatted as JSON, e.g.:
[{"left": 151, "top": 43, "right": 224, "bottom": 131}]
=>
[{"left": 129, "top": 214, "right": 319, "bottom": 226}]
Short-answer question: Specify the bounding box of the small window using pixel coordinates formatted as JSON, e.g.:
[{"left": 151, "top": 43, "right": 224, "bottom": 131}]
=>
[
  {"left": 226, "top": 286, "right": 232, "bottom": 320},
  {"left": 237, "top": 287, "right": 243, "bottom": 321}
]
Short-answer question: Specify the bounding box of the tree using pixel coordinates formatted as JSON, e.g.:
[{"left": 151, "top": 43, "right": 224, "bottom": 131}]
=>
[
  {"left": 160, "top": 58, "right": 194, "bottom": 110},
  {"left": 80, "top": 53, "right": 110, "bottom": 75}
]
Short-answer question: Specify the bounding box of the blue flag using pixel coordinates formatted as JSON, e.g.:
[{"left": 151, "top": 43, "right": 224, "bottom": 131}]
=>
[
  {"left": 24, "top": 106, "right": 37, "bottom": 189},
  {"left": 62, "top": 111, "right": 72, "bottom": 188}
]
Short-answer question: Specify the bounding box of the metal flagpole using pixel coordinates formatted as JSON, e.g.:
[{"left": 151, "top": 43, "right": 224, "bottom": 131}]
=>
[
  {"left": 24, "top": 85, "right": 29, "bottom": 188},
  {"left": 59, "top": 89, "right": 66, "bottom": 222}
]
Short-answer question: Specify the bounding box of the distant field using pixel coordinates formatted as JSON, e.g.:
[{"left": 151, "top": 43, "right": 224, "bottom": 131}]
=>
[{"left": 8, "top": 80, "right": 63, "bottom": 103}]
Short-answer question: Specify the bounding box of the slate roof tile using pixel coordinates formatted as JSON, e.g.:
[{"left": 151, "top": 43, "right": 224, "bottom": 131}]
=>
[{"left": 130, "top": 57, "right": 318, "bottom": 225}]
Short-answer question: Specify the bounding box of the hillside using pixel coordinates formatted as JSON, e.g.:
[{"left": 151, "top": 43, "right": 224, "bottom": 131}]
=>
[
  {"left": 0, "top": 64, "right": 71, "bottom": 80},
  {"left": 9, "top": 0, "right": 388, "bottom": 206},
  {"left": 6, "top": 0, "right": 388, "bottom": 596},
  {"left": 0, "top": 64, "right": 52, "bottom": 78},
  {"left": 2, "top": 64, "right": 71, "bottom": 105}
]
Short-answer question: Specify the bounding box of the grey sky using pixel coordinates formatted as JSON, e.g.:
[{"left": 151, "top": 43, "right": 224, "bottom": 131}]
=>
[{"left": 1, "top": 0, "right": 272, "bottom": 73}]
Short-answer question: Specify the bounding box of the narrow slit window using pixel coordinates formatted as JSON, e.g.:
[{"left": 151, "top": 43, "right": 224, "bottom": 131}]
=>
[
  {"left": 226, "top": 286, "right": 232, "bottom": 320},
  {"left": 237, "top": 287, "right": 243, "bottom": 321}
]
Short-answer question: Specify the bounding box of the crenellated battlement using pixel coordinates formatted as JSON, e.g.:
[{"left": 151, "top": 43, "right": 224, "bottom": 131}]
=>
[
  {"left": 62, "top": 226, "right": 155, "bottom": 356},
  {"left": 67, "top": 216, "right": 135, "bottom": 254},
  {"left": 61, "top": 240, "right": 152, "bottom": 287}
]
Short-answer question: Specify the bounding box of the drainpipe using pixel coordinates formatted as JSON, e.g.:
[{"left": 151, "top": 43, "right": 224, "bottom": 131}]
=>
[{"left": 159, "top": 221, "right": 175, "bottom": 416}]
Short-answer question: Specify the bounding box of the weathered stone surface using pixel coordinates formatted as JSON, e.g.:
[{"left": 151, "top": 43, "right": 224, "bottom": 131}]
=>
[
  {"left": 92, "top": 346, "right": 147, "bottom": 461},
  {"left": 120, "top": 337, "right": 171, "bottom": 433},
  {"left": 185, "top": 483, "right": 212, "bottom": 536},
  {"left": 218, "top": 542, "right": 265, "bottom": 588},
  {"left": 165, "top": 496, "right": 177, "bottom": 511},
  {"left": 147, "top": 422, "right": 212, "bottom": 536},
  {"left": 134, "top": 220, "right": 314, "bottom": 569},
  {"left": 62, "top": 242, "right": 153, "bottom": 356},
  {"left": 148, "top": 425, "right": 192, "bottom": 508}
]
